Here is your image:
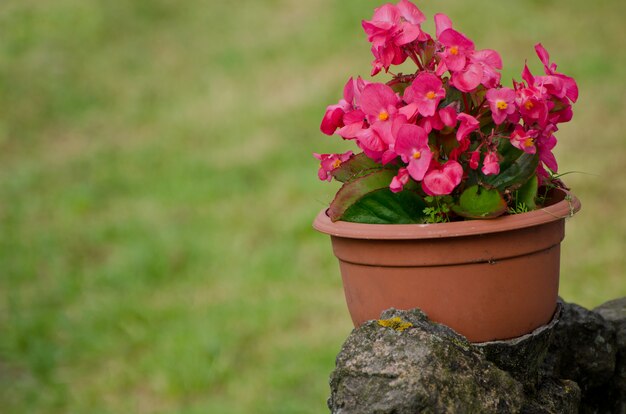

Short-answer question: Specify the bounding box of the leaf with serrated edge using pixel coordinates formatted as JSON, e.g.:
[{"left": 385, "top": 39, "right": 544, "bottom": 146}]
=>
[
  {"left": 483, "top": 152, "right": 539, "bottom": 191},
  {"left": 329, "top": 170, "right": 397, "bottom": 221},
  {"left": 331, "top": 152, "right": 390, "bottom": 183}
]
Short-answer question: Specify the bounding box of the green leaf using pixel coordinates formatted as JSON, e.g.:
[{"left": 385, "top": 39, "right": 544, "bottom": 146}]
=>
[
  {"left": 328, "top": 169, "right": 426, "bottom": 223},
  {"left": 331, "top": 152, "right": 389, "bottom": 183},
  {"left": 389, "top": 82, "right": 410, "bottom": 95},
  {"left": 340, "top": 189, "right": 428, "bottom": 224},
  {"left": 482, "top": 144, "right": 539, "bottom": 191},
  {"left": 516, "top": 174, "right": 538, "bottom": 210},
  {"left": 452, "top": 185, "right": 507, "bottom": 219},
  {"left": 440, "top": 85, "right": 463, "bottom": 109}
]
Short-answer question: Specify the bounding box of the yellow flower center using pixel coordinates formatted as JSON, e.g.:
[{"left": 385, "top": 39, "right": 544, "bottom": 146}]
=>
[
  {"left": 425, "top": 91, "right": 437, "bottom": 100},
  {"left": 331, "top": 159, "right": 342, "bottom": 169},
  {"left": 412, "top": 151, "right": 421, "bottom": 160},
  {"left": 496, "top": 100, "right": 508, "bottom": 110},
  {"left": 523, "top": 137, "right": 535, "bottom": 147},
  {"left": 524, "top": 100, "right": 534, "bottom": 110},
  {"left": 378, "top": 111, "right": 389, "bottom": 121},
  {"left": 449, "top": 46, "right": 459, "bottom": 55}
]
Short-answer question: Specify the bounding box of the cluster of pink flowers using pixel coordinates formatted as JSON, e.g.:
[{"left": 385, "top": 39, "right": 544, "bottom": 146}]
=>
[{"left": 316, "top": 0, "right": 577, "bottom": 197}]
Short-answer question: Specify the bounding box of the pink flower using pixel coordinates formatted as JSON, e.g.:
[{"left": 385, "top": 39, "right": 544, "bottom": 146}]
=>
[
  {"left": 438, "top": 28, "right": 475, "bottom": 72},
  {"left": 449, "top": 136, "right": 470, "bottom": 161},
  {"left": 450, "top": 62, "right": 483, "bottom": 92},
  {"left": 481, "top": 152, "right": 500, "bottom": 175},
  {"left": 314, "top": 151, "right": 353, "bottom": 181},
  {"left": 469, "top": 150, "right": 480, "bottom": 170},
  {"left": 362, "top": 1, "right": 428, "bottom": 75},
  {"left": 417, "top": 112, "right": 444, "bottom": 133},
  {"left": 534, "top": 43, "right": 578, "bottom": 103},
  {"left": 320, "top": 77, "right": 369, "bottom": 137},
  {"left": 510, "top": 125, "right": 538, "bottom": 154},
  {"left": 403, "top": 73, "right": 446, "bottom": 117},
  {"left": 439, "top": 106, "right": 458, "bottom": 127},
  {"left": 356, "top": 123, "right": 388, "bottom": 155},
  {"left": 390, "top": 167, "right": 410, "bottom": 193},
  {"left": 421, "top": 160, "right": 464, "bottom": 196},
  {"left": 358, "top": 83, "right": 400, "bottom": 125},
  {"left": 515, "top": 87, "right": 549, "bottom": 126},
  {"left": 537, "top": 129, "right": 558, "bottom": 172},
  {"left": 394, "top": 124, "right": 432, "bottom": 181},
  {"left": 338, "top": 109, "right": 366, "bottom": 139},
  {"left": 471, "top": 49, "right": 502, "bottom": 89},
  {"left": 356, "top": 115, "right": 407, "bottom": 163},
  {"left": 486, "top": 87, "right": 516, "bottom": 125},
  {"left": 320, "top": 103, "right": 348, "bottom": 135},
  {"left": 434, "top": 13, "right": 453, "bottom": 38},
  {"left": 456, "top": 113, "right": 479, "bottom": 141}
]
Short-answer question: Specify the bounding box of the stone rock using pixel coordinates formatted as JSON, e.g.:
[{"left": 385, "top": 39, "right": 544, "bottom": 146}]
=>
[
  {"left": 543, "top": 301, "right": 617, "bottom": 391},
  {"left": 542, "top": 300, "right": 621, "bottom": 413},
  {"left": 328, "top": 308, "right": 524, "bottom": 414},
  {"left": 328, "top": 308, "right": 587, "bottom": 414},
  {"left": 329, "top": 299, "right": 626, "bottom": 414},
  {"left": 476, "top": 303, "right": 562, "bottom": 389},
  {"left": 520, "top": 379, "right": 581, "bottom": 414},
  {"left": 593, "top": 298, "right": 626, "bottom": 414}
]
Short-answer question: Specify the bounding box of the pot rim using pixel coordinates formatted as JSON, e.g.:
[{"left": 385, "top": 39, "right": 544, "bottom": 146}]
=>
[{"left": 313, "top": 188, "right": 580, "bottom": 240}]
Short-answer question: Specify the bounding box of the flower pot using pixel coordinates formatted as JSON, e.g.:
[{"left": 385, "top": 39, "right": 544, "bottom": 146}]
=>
[{"left": 313, "top": 189, "right": 580, "bottom": 342}]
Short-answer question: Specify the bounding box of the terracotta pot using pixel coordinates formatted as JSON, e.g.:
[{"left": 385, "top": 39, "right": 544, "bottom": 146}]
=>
[{"left": 313, "top": 189, "right": 581, "bottom": 342}]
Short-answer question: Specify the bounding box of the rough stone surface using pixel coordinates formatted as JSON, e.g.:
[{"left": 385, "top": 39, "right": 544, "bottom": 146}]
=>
[
  {"left": 477, "top": 303, "right": 562, "bottom": 389},
  {"left": 593, "top": 298, "right": 626, "bottom": 414},
  {"left": 543, "top": 300, "right": 621, "bottom": 413},
  {"left": 329, "top": 299, "right": 626, "bottom": 414},
  {"left": 520, "top": 379, "right": 581, "bottom": 414}
]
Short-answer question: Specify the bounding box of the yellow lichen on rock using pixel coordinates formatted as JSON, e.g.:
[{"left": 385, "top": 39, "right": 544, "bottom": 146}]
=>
[{"left": 377, "top": 317, "right": 413, "bottom": 332}]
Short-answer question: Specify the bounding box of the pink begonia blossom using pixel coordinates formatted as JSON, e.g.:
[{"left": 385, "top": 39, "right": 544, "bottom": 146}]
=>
[
  {"left": 471, "top": 49, "right": 502, "bottom": 89},
  {"left": 421, "top": 160, "right": 463, "bottom": 196},
  {"left": 537, "top": 130, "right": 558, "bottom": 172},
  {"left": 548, "top": 98, "right": 573, "bottom": 124},
  {"left": 456, "top": 113, "right": 479, "bottom": 141},
  {"left": 320, "top": 102, "right": 350, "bottom": 135},
  {"left": 338, "top": 109, "right": 366, "bottom": 139},
  {"left": 321, "top": 77, "right": 369, "bottom": 137},
  {"left": 438, "top": 29, "right": 475, "bottom": 72},
  {"left": 438, "top": 106, "right": 457, "bottom": 127},
  {"left": 469, "top": 150, "right": 480, "bottom": 170},
  {"left": 449, "top": 136, "right": 470, "bottom": 161},
  {"left": 356, "top": 123, "right": 388, "bottom": 156},
  {"left": 313, "top": 151, "right": 353, "bottom": 181},
  {"left": 359, "top": 83, "right": 400, "bottom": 125},
  {"left": 390, "top": 167, "right": 410, "bottom": 193},
  {"left": 486, "top": 87, "right": 516, "bottom": 125},
  {"left": 534, "top": 43, "right": 578, "bottom": 103},
  {"left": 536, "top": 132, "right": 558, "bottom": 180},
  {"left": 343, "top": 76, "right": 369, "bottom": 106},
  {"left": 417, "top": 112, "right": 444, "bottom": 133},
  {"left": 356, "top": 115, "right": 407, "bottom": 164},
  {"left": 403, "top": 72, "right": 446, "bottom": 117},
  {"left": 394, "top": 124, "right": 432, "bottom": 181},
  {"left": 510, "top": 125, "right": 538, "bottom": 154},
  {"left": 434, "top": 13, "right": 453, "bottom": 38},
  {"left": 450, "top": 62, "right": 483, "bottom": 92},
  {"left": 362, "top": 1, "right": 428, "bottom": 75},
  {"left": 516, "top": 87, "right": 549, "bottom": 127},
  {"left": 481, "top": 152, "right": 500, "bottom": 176}
]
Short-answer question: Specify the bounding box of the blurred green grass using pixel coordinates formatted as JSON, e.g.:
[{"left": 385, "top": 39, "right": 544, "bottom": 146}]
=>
[{"left": 0, "top": 0, "right": 625, "bottom": 412}]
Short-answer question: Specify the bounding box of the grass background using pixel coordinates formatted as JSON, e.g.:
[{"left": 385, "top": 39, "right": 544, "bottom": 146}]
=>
[{"left": 0, "top": 0, "right": 624, "bottom": 412}]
